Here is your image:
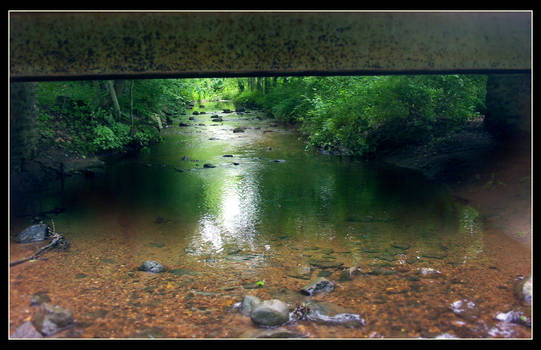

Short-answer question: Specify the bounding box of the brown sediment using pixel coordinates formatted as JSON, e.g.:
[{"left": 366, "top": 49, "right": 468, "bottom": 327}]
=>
[{"left": 448, "top": 136, "right": 532, "bottom": 248}]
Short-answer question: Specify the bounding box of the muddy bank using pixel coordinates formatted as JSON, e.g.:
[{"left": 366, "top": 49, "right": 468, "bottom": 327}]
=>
[
  {"left": 380, "top": 120, "right": 531, "bottom": 248},
  {"left": 10, "top": 147, "right": 106, "bottom": 194}
]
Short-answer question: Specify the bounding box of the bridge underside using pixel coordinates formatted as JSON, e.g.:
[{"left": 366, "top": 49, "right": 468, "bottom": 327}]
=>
[
  {"left": 9, "top": 11, "right": 531, "bottom": 81},
  {"left": 9, "top": 11, "right": 532, "bottom": 166}
]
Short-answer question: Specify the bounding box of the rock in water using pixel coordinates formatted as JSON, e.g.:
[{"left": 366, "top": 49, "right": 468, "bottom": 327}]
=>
[
  {"left": 14, "top": 224, "right": 49, "bottom": 243},
  {"left": 250, "top": 299, "right": 290, "bottom": 327},
  {"left": 514, "top": 276, "right": 532, "bottom": 304},
  {"left": 300, "top": 277, "right": 335, "bottom": 296},
  {"left": 304, "top": 301, "right": 366, "bottom": 328},
  {"left": 449, "top": 299, "right": 479, "bottom": 322},
  {"left": 32, "top": 303, "right": 74, "bottom": 336},
  {"left": 138, "top": 261, "right": 166, "bottom": 273},
  {"left": 11, "top": 321, "right": 43, "bottom": 338},
  {"left": 239, "top": 295, "right": 263, "bottom": 317}
]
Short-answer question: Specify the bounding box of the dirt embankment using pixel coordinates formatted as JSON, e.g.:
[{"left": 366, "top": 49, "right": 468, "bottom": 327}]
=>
[{"left": 381, "top": 120, "right": 532, "bottom": 248}]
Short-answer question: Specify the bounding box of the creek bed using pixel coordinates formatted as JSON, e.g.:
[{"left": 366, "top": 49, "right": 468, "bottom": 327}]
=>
[{"left": 9, "top": 102, "right": 531, "bottom": 338}]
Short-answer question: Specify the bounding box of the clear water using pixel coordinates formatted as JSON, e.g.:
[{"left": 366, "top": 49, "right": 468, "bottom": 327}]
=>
[{"left": 9, "top": 102, "right": 531, "bottom": 338}]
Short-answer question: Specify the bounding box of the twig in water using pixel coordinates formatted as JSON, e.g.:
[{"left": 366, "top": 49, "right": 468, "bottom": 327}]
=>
[{"left": 10, "top": 220, "right": 69, "bottom": 267}]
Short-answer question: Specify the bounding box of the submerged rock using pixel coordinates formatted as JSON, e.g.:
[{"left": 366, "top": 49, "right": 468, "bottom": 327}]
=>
[
  {"left": 304, "top": 301, "right": 366, "bottom": 328},
  {"left": 14, "top": 224, "right": 49, "bottom": 243},
  {"left": 32, "top": 303, "right": 74, "bottom": 336},
  {"left": 138, "top": 261, "right": 166, "bottom": 273},
  {"left": 450, "top": 299, "right": 479, "bottom": 322},
  {"left": 494, "top": 310, "right": 531, "bottom": 327},
  {"left": 417, "top": 267, "right": 442, "bottom": 278},
  {"left": 250, "top": 299, "right": 290, "bottom": 327},
  {"left": 239, "top": 295, "right": 263, "bottom": 317},
  {"left": 203, "top": 163, "right": 216, "bottom": 168},
  {"left": 30, "top": 291, "right": 51, "bottom": 306},
  {"left": 11, "top": 321, "right": 43, "bottom": 338},
  {"left": 300, "top": 277, "right": 335, "bottom": 296},
  {"left": 514, "top": 276, "right": 532, "bottom": 304}
]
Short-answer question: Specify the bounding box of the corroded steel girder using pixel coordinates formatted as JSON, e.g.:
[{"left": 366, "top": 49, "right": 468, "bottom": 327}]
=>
[{"left": 9, "top": 11, "right": 531, "bottom": 81}]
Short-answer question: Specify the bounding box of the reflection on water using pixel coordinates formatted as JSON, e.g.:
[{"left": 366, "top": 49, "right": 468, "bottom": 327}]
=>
[{"left": 9, "top": 102, "right": 531, "bottom": 339}]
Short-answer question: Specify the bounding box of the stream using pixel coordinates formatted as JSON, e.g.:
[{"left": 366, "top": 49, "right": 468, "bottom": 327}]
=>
[{"left": 9, "top": 101, "right": 531, "bottom": 338}]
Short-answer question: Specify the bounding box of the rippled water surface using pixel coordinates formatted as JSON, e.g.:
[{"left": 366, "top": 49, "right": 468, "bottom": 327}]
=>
[{"left": 10, "top": 102, "right": 531, "bottom": 338}]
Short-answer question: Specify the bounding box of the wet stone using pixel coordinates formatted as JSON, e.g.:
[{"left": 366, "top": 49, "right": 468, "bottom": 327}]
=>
[
  {"left": 250, "top": 299, "right": 290, "bottom": 327},
  {"left": 514, "top": 276, "right": 532, "bottom": 304},
  {"left": 300, "top": 277, "right": 335, "bottom": 296},
  {"left": 14, "top": 224, "right": 49, "bottom": 243},
  {"left": 417, "top": 267, "right": 442, "bottom": 278},
  {"left": 450, "top": 299, "right": 479, "bottom": 322},
  {"left": 11, "top": 321, "right": 43, "bottom": 338},
  {"left": 304, "top": 301, "right": 366, "bottom": 328},
  {"left": 30, "top": 291, "right": 51, "bottom": 306},
  {"left": 239, "top": 295, "right": 262, "bottom": 317},
  {"left": 494, "top": 310, "right": 531, "bottom": 327},
  {"left": 138, "top": 261, "right": 166, "bottom": 273},
  {"left": 32, "top": 303, "right": 74, "bottom": 336}
]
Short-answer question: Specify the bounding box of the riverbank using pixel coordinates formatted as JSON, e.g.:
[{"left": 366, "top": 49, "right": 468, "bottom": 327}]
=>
[{"left": 379, "top": 119, "right": 532, "bottom": 248}]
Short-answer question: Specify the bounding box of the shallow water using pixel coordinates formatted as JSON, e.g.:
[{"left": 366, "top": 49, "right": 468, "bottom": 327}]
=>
[{"left": 9, "top": 102, "right": 531, "bottom": 338}]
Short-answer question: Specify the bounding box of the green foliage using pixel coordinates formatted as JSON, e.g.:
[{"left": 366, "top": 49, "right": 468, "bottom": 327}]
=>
[
  {"left": 36, "top": 79, "right": 192, "bottom": 157},
  {"left": 233, "top": 75, "right": 487, "bottom": 157}
]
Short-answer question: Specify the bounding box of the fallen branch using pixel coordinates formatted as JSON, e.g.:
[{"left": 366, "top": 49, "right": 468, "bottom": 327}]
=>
[{"left": 10, "top": 220, "right": 69, "bottom": 267}]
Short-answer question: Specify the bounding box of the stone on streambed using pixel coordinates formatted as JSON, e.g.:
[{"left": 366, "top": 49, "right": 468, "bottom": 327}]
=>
[
  {"left": 449, "top": 299, "right": 479, "bottom": 322},
  {"left": 300, "top": 277, "right": 335, "bottom": 296},
  {"left": 11, "top": 321, "right": 43, "bottom": 338},
  {"left": 514, "top": 275, "right": 532, "bottom": 304},
  {"left": 30, "top": 291, "right": 51, "bottom": 306},
  {"left": 250, "top": 299, "right": 290, "bottom": 327},
  {"left": 494, "top": 310, "right": 531, "bottom": 328},
  {"left": 303, "top": 301, "right": 366, "bottom": 328},
  {"left": 32, "top": 303, "right": 74, "bottom": 336},
  {"left": 138, "top": 261, "right": 166, "bottom": 273},
  {"left": 239, "top": 295, "right": 263, "bottom": 317},
  {"left": 14, "top": 224, "right": 50, "bottom": 243}
]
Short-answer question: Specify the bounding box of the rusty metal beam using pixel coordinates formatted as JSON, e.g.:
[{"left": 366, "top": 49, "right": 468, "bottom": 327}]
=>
[{"left": 9, "top": 11, "right": 531, "bottom": 81}]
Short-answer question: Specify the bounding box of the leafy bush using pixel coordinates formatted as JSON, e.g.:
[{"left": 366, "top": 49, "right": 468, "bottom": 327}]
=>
[{"left": 233, "top": 75, "right": 487, "bottom": 157}]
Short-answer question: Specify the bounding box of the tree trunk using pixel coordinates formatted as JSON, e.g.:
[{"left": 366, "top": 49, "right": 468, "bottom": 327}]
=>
[
  {"left": 106, "top": 80, "right": 121, "bottom": 120},
  {"left": 129, "top": 80, "right": 135, "bottom": 136}
]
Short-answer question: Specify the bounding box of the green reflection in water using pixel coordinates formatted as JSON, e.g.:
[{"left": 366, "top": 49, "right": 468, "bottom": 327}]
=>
[{"left": 12, "top": 102, "right": 486, "bottom": 268}]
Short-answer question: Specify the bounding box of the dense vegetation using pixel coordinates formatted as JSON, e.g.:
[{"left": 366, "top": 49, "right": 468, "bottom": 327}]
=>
[
  {"left": 232, "top": 75, "right": 487, "bottom": 157},
  {"left": 34, "top": 75, "right": 487, "bottom": 159},
  {"left": 35, "top": 78, "right": 238, "bottom": 157}
]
